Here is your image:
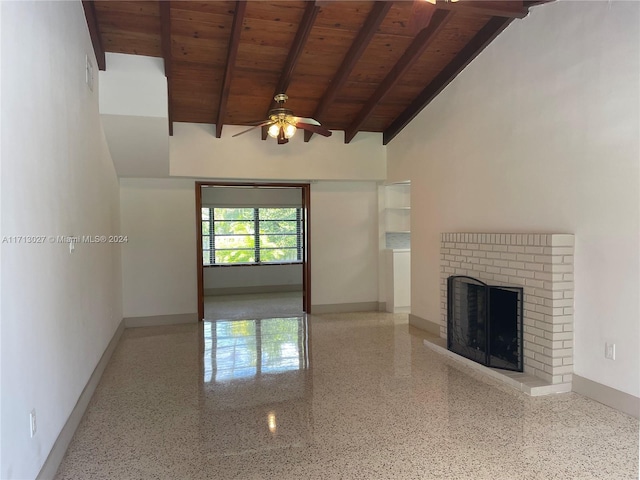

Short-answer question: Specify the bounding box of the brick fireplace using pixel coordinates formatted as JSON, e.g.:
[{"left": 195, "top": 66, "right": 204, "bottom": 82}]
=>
[{"left": 440, "top": 233, "right": 574, "bottom": 386}]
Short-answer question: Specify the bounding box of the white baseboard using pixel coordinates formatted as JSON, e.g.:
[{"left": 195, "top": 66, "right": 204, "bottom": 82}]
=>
[
  {"left": 37, "top": 319, "right": 125, "bottom": 480},
  {"left": 572, "top": 374, "right": 639, "bottom": 418},
  {"left": 391, "top": 306, "right": 411, "bottom": 313},
  {"left": 311, "top": 301, "right": 379, "bottom": 314},
  {"left": 124, "top": 313, "right": 198, "bottom": 328},
  {"left": 38, "top": 312, "right": 200, "bottom": 478},
  {"left": 408, "top": 313, "right": 441, "bottom": 336}
]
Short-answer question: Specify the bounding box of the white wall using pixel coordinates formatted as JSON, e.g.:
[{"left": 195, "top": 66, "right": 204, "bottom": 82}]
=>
[
  {"left": 99, "top": 53, "right": 170, "bottom": 178},
  {"left": 387, "top": 1, "right": 639, "bottom": 397},
  {"left": 99, "top": 53, "right": 167, "bottom": 118},
  {"left": 120, "top": 179, "right": 379, "bottom": 313},
  {"left": 1, "top": 2, "right": 122, "bottom": 478},
  {"left": 170, "top": 123, "right": 386, "bottom": 181},
  {"left": 310, "top": 182, "right": 379, "bottom": 307},
  {"left": 204, "top": 264, "right": 302, "bottom": 292},
  {"left": 0, "top": 1, "right": 3, "bottom": 473},
  {"left": 202, "top": 185, "right": 302, "bottom": 207},
  {"left": 101, "top": 114, "right": 169, "bottom": 178},
  {"left": 120, "top": 178, "right": 197, "bottom": 318}
]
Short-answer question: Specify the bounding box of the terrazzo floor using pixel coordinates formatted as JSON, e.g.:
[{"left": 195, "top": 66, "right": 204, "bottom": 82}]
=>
[
  {"left": 55, "top": 312, "right": 639, "bottom": 479},
  {"left": 204, "top": 292, "right": 303, "bottom": 320}
]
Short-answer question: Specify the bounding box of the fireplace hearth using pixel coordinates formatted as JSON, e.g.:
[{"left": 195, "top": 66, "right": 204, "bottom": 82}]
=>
[{"left": 447, "top": 275, "right": 523, "bottom": 372}]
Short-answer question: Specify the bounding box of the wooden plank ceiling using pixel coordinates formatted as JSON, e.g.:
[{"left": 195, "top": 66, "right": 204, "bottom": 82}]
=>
[{"left": 85, "top": 0, "right": 547, "bottom": 144}]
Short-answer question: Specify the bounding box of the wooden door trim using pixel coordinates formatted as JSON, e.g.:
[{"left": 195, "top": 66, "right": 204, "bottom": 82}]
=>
[
  {"left": 195, "top": 181, "right": 311, "bottom": 321},
  {"left": 196, "top": 183, "right": 204, "bottom": 321}
]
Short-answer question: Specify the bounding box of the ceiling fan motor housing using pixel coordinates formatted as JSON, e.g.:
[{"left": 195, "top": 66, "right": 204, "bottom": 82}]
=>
[
  {"left": 269, "top": 108, "right": 294, "bottom": 122},
  {"left": 270, "top": 93, "right": 294, "bottom": 123}
]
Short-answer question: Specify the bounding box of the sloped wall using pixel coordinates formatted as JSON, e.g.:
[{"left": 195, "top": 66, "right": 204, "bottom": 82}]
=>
[{"left": 388, "top": 1, "right": 639, "bottom": 397}]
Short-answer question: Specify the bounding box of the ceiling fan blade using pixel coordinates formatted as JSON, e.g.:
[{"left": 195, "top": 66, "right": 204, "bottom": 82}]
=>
[
  {"left": 231, "top": 120, "right": 273, "bottom": 137},
  {"left": 295, "top": 122, "right": 332, "bottom": 137},
  {"left": 292, "top": 116, "right": 321, "bottom": 126}
]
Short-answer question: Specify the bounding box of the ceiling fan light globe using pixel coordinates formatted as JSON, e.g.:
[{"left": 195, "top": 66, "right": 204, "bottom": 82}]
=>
[
  {"left": 267, "top": 124, "right": 280, "bottom": 138},
  {"left": 284, "top": 124, "right": 297, "bottom": 139}
]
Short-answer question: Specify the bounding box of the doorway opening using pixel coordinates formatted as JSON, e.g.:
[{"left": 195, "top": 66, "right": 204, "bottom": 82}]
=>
[{"left": 196, "top": 182, "right": 311, "bottom": 321}]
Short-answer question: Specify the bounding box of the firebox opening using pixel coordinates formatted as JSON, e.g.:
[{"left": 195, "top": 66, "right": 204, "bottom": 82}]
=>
[{"left": 447, "top": 276, "right": 523, "bottom": 372}]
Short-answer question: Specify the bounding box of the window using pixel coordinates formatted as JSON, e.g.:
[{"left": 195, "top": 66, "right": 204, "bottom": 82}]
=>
[{"left": 202, "top": 207, "right": 302, "bottom": 266}]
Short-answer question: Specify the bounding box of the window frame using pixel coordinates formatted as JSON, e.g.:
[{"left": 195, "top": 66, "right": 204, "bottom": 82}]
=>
[{"left": 201, "top": 206, "right": 303, "bottom": 267}]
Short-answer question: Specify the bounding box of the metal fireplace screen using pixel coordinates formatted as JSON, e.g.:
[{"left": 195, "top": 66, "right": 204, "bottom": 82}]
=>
[{"left": 447, "top": 276, "right": 523, "bottom": 372}]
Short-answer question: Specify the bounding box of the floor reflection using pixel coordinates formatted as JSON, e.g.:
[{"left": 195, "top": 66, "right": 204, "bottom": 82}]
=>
[
  {"left": 203, "top": 317, "right": 309, "bottom": 383},
  {"left": 200, "top": 317, "right": 313, "bottom": 456},
  {"left": 55, "top": 313, "right": 639, "bottom": 479}
]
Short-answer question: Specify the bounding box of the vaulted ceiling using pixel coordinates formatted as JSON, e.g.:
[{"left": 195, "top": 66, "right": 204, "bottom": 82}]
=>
[{"left": 83, "top": 0, "right": 548, "bottom": 144}]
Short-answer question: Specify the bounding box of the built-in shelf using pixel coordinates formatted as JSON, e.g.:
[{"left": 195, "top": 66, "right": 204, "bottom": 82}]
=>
[
  {"left": 381, "top": 182, "right": 411, "bottom": 311},
  {"left": 383, "top": 182, "right": 411, "bottom": 249},
  {"left": 384, "top": 183, "right": 410, "bottom": 209},
  {"left": 385, "top": 208, "right": 410, "bottom": 229}
]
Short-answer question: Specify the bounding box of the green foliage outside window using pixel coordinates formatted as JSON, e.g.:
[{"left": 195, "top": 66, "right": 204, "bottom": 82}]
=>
[{"left": 202, "top": 207, "right": 302, "bottom": 265}]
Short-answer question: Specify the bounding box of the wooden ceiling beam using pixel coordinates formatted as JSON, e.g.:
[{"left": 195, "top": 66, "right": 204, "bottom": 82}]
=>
[
  {"left": 383, "top": 16, "right": 514, "bottom": 145},
  {"left": 262, "top": 1, "right": 320, "bottom": 140},
  {"left": 159, "top": 1, "right": 174, "bottom": 136},
  {"left": 216, "top": 1, "right": 247, "bottom": 139},
  {"left": 436, "top": 0, "right": 529, "bottom": 19},
  {"left": 81, "top": 1, "right": 106, "bottom": 71},
  {"left": 273, "top": 1, "right": 320, "bottom": 98},
  {"left": 304, "top": 1, "right": 392, "bottom": 143},
  {"left": 344, "top": 8, "right": 452, "bottom": 144}
]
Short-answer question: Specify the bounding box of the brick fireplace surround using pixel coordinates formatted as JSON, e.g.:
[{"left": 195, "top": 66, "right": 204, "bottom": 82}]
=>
[{"left": 432, "top": 233, "right": 575, "bottom": 393}]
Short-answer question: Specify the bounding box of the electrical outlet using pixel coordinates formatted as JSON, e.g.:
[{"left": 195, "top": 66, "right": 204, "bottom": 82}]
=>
[
  {"left": 604, "top": 342, "right": 616, "bottom": 360},
  {"left": 29, "top": 409, "right": 37, "bottom": 438}
]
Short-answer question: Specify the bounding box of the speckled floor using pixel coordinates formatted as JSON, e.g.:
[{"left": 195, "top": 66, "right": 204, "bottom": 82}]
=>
[
  {"left": 204, "top": 292, "right": 303, "bottom": 320},
  {"left": 55, "top": 312, "right": 639, "bottom": 479}
]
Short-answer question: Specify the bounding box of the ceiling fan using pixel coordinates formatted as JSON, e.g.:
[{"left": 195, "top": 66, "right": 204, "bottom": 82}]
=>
[{"left": 232, "top": 93, "right": 332, "bottom": 144}]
